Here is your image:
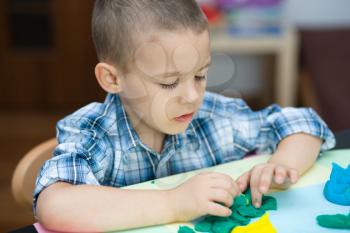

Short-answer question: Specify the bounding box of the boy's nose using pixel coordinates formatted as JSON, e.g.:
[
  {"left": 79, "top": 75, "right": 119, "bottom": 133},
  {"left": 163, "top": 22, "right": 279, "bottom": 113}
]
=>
[{"left": 180, "top": 79, "right": 200, "bottom": 104}]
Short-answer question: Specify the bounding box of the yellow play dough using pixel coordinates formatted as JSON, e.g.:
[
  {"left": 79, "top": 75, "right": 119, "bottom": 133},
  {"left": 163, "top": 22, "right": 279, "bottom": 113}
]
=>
[{"left": 231, "top": 213, "right": 277, "bottom": 233}]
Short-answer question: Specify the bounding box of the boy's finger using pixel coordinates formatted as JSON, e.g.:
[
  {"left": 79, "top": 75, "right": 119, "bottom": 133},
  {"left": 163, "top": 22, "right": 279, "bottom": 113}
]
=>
[
  {"left": 231, "top": 181, "right": 241, "bottom": 196},
  {"left": 236, "top": 171, "right": 250, "bottom": 192},
  {"left": 274, "top": 166, "right": 287, "bottom": 184},
  {"left": 249, "top": 167, "right": 263, "bottom": 208},
  {"left": 287, "top": 168, "right": 299, "bottom": 184},
  {"left": 210, "top": 188, "right": 234, "bottom": 208},
  {"left": 259, "top": 166, "right": 274, "bottom": 194},
  {"left": 250, "top": 187, "right": 263, "bottom": 208},
  {"left": 207, "top": 202, "right": 232, "bottom": 217},
  {"left": 249, "top": 166, "right": 263, "bottom": 191}
]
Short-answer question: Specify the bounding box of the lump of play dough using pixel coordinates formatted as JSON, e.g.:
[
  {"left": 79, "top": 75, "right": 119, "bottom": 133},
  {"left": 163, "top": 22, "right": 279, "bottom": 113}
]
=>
[
  {"left": 260, "top": 196, "right": 278, "bottom": 211},
  {"left": 323, "top": 163, "right": 350, "bottom": 205},
  {"left": 212, "top": 221, "right": 239, "bottom": 233},
  {"left": 317, "top": 212, "right": 350, "bottom": 229},
  {"left": 193, "top": 189, "right": 277, "bottom": 233},
  {"left": 194, "top": 220, "right": 212, "bottom": 232},
  {"left": 231, "top": 213, "right": 277, "bottom": 233},
  {"left": 231, "top": 189, "right": 276, "bottom": 220},
  {"left": 178, "top": 226, "right": 195, "bottom": 233}
]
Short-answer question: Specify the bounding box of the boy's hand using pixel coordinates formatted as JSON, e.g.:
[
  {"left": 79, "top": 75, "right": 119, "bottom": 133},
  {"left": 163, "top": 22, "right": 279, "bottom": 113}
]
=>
[
  {"left": 169, "top": 172, "right": 240, "bottom": 222},
  {"left": 236, "top": 162, "right": 299, "bottom": 208}
]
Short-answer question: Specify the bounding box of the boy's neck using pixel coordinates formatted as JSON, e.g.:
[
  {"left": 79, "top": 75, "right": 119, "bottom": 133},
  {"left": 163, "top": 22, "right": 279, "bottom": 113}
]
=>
[{"left": 136, "top": 129, "right": 165, "bottom": 154}]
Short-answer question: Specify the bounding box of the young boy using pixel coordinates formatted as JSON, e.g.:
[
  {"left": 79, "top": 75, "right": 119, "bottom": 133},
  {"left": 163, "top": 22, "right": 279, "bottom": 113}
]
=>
[{"left": 34, "top": 0, "right": 335, "bottom": 232}]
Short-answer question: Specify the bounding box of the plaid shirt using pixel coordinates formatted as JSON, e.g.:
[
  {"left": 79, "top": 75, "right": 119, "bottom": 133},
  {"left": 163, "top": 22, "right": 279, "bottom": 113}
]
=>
[{"left": 34, "top": 92, "right": 335, "bottom": 209}]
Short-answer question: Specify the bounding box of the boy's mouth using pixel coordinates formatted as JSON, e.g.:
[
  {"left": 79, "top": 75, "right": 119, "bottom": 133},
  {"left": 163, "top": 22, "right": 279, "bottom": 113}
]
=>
[{"left": 174, "top": 112, "right": 194, "bottom": 122}]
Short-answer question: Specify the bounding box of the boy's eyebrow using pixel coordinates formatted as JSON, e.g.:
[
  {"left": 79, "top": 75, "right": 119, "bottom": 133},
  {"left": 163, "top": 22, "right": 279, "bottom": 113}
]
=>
[
  {"left": 198, "top": 60, "right": 212, "bottom": 71},
  {"left": 160, "top": 60, "right": 212, "bottom": 79}
]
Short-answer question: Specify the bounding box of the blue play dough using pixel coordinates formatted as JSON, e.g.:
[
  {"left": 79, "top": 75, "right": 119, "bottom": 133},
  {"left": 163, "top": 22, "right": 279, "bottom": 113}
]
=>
[{"left": 323, "top": 163, "right": 350, "bottom": 206}]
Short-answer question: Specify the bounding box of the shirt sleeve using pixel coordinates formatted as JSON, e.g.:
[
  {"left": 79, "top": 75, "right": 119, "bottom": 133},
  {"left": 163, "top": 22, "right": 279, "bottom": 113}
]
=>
[
  {"left": 223, "top": 98, "right": 336, "bottom": 155},
  {"left": 33, "top": 110, "right": 115, "bottom": 214}
]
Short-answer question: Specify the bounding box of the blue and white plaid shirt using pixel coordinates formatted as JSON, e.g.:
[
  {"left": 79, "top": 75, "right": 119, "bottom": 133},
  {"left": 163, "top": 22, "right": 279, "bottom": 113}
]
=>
[{"left": 34, "top": 92, "right": 335, "bottom": 209}]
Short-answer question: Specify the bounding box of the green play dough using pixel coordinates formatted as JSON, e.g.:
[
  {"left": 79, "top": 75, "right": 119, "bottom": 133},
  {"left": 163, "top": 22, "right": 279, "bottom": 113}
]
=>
[
  {"left": 191, "top": 189, "right": 277, "bottom": 233},
  {"left": 237, "top": 205, "right": 264, "bottom": 218},
  {"left": 232, "top": 194, "right": 250, "bottom": 207},
  {"left": 203, "top": 216, "right": 232, "bottom": 223},
  {"left": 178, "top": 226, "right": 195, "bottom": 233},
  {"left": 317, "top": 212, "right": 350, "bottom": 229},
  {"left": 194, "top": 221, "right": 212, "bottom": 232},
  {"left": 211, "top": 220, "right": 239, "bottom": 233},
  {"left": 260, "top": 196, "right": 277, "bottom": 211},
  {"left": 230, "top": 211, "right": 250, "bottom": 225}
]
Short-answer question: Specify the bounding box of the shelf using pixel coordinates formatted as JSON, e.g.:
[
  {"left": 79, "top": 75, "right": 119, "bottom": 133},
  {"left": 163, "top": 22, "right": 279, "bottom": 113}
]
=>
[
  {"left": 209, "top": 27, "right": 299, "bottom": 107},
  {"left": 210, "top": 28, "right": 297, "bottom": 54}
]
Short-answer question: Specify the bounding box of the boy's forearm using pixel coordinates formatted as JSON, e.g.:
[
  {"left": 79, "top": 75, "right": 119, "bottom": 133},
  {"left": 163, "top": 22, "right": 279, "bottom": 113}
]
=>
[
  {"left": 36, "top": 182, "right": 177, "bottom": 232},
  {"left": 268, "top": 133, "right": 322, "bottom": 175}
]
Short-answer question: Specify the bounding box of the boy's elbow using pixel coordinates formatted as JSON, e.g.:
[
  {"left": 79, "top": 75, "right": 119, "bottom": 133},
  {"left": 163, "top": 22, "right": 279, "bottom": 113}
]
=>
[
  {"left": 36, "top": 194, "right": 62, "bottom": 230},
  {"left": 36, "top": 183, "right": 74, "bottom": 231}
]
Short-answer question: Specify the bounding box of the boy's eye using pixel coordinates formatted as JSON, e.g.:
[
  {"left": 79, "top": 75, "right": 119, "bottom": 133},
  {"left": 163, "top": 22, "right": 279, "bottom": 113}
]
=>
[
  {"left": 159, "top": 79, "right": 179, "bottom": 89},
  {"left": 159, "top": 75, "right": 206, "bottom": 90},
  {"left": 195, "top": 75, "right": 206, "bottom": 81}
]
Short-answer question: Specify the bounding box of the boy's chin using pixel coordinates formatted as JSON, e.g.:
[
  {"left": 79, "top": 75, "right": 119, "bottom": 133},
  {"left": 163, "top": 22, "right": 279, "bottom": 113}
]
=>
[{"left": 162, "top": 123, "right": 190, "bottom": 135}]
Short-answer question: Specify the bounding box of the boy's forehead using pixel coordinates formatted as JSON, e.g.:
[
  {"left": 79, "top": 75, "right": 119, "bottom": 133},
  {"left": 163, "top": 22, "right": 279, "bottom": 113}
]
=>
[{"left": 133, "top": 29, "right": 210, "bottom": 78}]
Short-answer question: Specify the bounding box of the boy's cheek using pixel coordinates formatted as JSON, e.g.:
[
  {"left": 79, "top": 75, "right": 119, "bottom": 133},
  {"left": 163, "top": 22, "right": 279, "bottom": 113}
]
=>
[{"left": 121, "top": 75, "right": 149, "bottom": 100}]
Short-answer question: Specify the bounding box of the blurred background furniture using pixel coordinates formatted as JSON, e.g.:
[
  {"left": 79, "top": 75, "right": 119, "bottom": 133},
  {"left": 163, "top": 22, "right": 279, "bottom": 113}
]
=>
[
  {"left": 0, "top": 0, "right": 103, "bottom": 112},
  {"left": 201, "top": 0, "right": 299, "bottom": 107},
  {"left": 211, "top": 27, "right": 298, "bottom": 106},
  {"left": 12, "top": 138, "right": 57, "bottom": 211}
]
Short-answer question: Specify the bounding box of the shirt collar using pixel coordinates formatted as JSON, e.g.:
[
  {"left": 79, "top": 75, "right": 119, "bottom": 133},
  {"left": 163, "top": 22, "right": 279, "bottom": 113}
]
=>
[
  {"left": 112, "top": 94, "right": 139, "bottom": 152},
  {"left": 174, "top": 121, "right": 200, "bottom": 150}
]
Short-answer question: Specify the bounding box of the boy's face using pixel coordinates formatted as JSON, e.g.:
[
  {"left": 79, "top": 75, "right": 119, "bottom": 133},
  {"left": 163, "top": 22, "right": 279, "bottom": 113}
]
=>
[{"left": 119, "top": 29, "right": 211, "bottom": 136}]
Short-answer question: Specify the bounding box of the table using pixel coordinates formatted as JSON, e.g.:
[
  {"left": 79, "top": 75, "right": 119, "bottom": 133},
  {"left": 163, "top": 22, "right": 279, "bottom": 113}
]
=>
[{"left": 10, "top": 130, "right": 350, "bottom": 233}]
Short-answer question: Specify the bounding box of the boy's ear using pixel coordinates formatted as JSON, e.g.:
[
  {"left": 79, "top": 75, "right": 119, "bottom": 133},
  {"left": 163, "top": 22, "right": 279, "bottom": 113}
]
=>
[{"left": 95, "top": 62, "right": 122, "bottom": 94}]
